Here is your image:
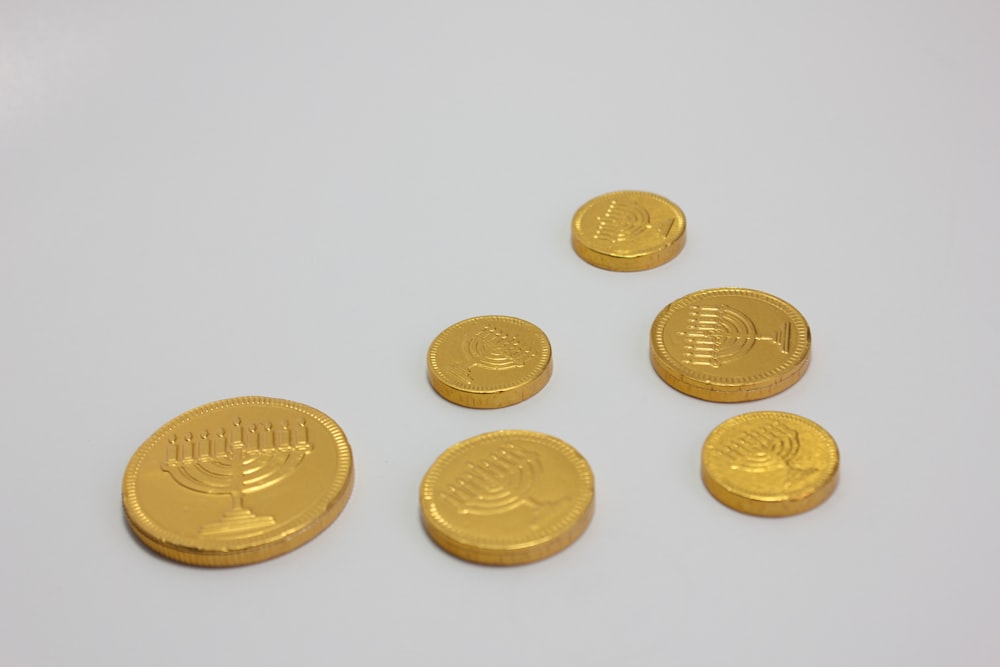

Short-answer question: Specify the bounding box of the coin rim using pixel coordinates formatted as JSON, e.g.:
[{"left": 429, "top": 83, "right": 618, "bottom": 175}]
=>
[
  {"left": 122, "top": 396, "right": 354, "bottom": 567},
  {"left": 427, "top": 315, "right": 553, "bottom": 409},
  {"left": 700, "top": 411, "right": 839, "bottom": 517},
  {"left": 420, "top": 430, "right": 595, "bottom": 565},
  {"left": 649, "top": 287, "right": 811, "bottom": 400},
  {"left": 571, "top": 190, "right": 687, "bottom": 271}
]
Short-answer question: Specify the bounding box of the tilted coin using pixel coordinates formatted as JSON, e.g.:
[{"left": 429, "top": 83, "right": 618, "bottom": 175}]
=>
[
  {"left": 122, "top": 396, "right": 354, "bottom": 566},
  {"left": 427, "top": 315, "right": 552, "bottom": 409},
  {"left": 571, "top": 190, "right": 686, "bottom": 271},
  {"left": 650, "top": 287, "right": 810, "bottom": 402},
  {"left": 420, "top": 430, "right": 595, "bottom": 565},
  {"left": 701, "top": 411, "right": 839, "bottom": 517}
]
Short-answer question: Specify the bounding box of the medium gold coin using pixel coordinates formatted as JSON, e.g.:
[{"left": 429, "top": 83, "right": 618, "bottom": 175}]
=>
[
  {"left": 420, "top": 430, "right": 595, "bottom": 565},
  {"left": 701, "top": 412, "right": 839, "bottom": 517},
  {"left": 571, "top": 191, "right": 686, "bottom": 271},
  {"left": 122, "top": 396, "right": 354, "bottom": 567},
  {"left": 650, "top": 287, "right": 811, "bottom": 402},
  {"left": 427, "top": 315, "right": 552, "bottom": 409}
]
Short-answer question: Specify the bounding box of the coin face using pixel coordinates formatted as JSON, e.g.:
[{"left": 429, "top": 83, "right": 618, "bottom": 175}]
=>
[
  {"left": 122, "top": 396, "right": 354, "bottom": 567},
  {"left": 420, "top": 430, "right": 595, "bottom": 565},
  {"left": 701, "top": 412, "right": 839, "bottom": 517},
  {"left": 650, "top": 288, "right": 810, "bottom": 402},
  {"left": 571, "top": 191, "right": 686, "bottom": 271},
  {"left": 427, "top": 315, "right": 553, "bottom": 409}
]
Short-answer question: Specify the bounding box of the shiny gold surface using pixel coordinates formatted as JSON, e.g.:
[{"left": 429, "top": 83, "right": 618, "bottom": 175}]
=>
[
  {"left": 420, "top": 430, "right": 594, "bottom": 565},
  {"left": 701, "top": 412, "right": 839, "bottom": 517},
  {"left": 650, "top": 287, "right": 810, "bottom": 402},
  {"left": 427, "top": 315, "right": 553, "bottom": 408},
  {"left": 571, "top": 191, "right": 686, "bottom": 271},
  {"left": 122, "top": 396, "right": 354, "bottom": 566}
]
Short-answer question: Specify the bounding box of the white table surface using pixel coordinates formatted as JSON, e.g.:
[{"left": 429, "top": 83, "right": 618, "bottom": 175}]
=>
[{"left": 2, "top": 2, "right": 998, "bottom": 665}]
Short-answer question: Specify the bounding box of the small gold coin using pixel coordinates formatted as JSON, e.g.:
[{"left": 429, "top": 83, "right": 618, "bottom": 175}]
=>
[
  {"left": 427, "top": 315, "right": 552, "bottom": 409},
  {"left": 701, "top": 412, "right": 839, "bottom": 517},
  {"left": 420, "top": 430, "right": 595, "bottom": 565},
  {"left": 650, "top": 287, "right": 810, "bottom": 402},
  {"left": 571, "top": 190, "right": 686, "bottom": 271},
  {"left": 122, "top": 396, "right": 354, "bottom": 567}
]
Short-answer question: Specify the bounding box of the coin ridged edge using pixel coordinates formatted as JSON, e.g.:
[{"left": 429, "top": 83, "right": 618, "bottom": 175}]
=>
[
  {"left": 571, "top": 190, "right": 686, "bottom": 272},
  {"left": 427, "top": 316, "right": 553, "bottom": 409},
  {"left": 122, "top": 396, "right": 354, "bottom": 566},
  {"left": 700, "top": 412, "right": 839, "bottom": 517},
  {"left": 419, "top": 430, "right": 595, "bottom": 565},
  {"left": 125, "top": 466, "right": 355, "bottom": 567},
  {"left": 651, "top": 348, "right": 811, "bottom": 402}
]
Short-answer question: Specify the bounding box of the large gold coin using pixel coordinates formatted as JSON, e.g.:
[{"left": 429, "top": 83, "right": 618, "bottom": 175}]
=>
[
  {"left": 420, "top": 430, "right": 595, "bottom": 565},
  {"left": 650, "top": 288, "right": 810, "bottom": 402},
  {"left": 427, "top": 315, "right": 552, "bottom": 409},
  {"left": 571, "top": 191, "right": 686, "bottom": 271},
  {"left": 122, "top": 396, "right": 354, "bottom": 567},
  {"left": 701, "top": 412, "right": 839, "bottom": 517}
]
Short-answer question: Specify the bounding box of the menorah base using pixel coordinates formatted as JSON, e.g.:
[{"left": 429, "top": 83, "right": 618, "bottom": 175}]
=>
[{"left": 199, "top": 508, "right": 276, "bottom": 538}]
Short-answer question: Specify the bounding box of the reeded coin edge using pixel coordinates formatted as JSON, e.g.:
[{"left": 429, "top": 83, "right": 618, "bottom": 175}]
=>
[
  {"left": 651, "top": 350, "right": 811, "bottom": 402},
  {"left": 421, "top": 496, "right": 595, "bottom": 565},
  {"left": 122, "top": 396, "right": 354, "bottom": 560},
  {"left": 571, "top": 234, "right": 686, "bottom": 271},
  {"left": 701, "top": 412, "right": 840, "bottom": 517},
  {"left": 420, "top": 431, "right": 595, "bottom": 561},
  {"left": 650, "top": 288, "right": 811, "bottom": 388},
  {"left": 571, "top": 191, "right": 687, "bottom": 271},
  {"left": 427, "top": 316, "right": 553, "bottom": 405},
  {"left": 126, "top": 467, "right": 355, "bottom": 566}
]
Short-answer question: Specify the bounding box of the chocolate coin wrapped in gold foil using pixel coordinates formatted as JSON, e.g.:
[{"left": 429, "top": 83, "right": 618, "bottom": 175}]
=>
[
  {"left": 571, "top": 191, "right": 686, "bottom": 271},
  {"left": 123, "top": 396, "right": 354, "bottom": 566},
  {"left": 650, "top": 288, "right": 810, "bottom": 402},
  {"left": 428, "top": 315, "right": 552, "bottom": 408},
  {"left": 420, "top": 430, "right": 594, "bottom": 565},
  {"left": 701, "top": 411, "right": 839, "bottom": 517}
]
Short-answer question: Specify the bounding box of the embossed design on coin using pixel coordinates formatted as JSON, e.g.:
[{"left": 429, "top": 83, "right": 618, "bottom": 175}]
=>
[
  {"left": 680, "top": 305, "right": 792, "bottom": 367},
  {"left": 444, "top": 325, "right": 537, "bottom": 386},
  {"left": 428, "top": 316, "right": 552, "bottom": 409},
  {"left": 572, "top": 190, "right": 686, "bottom": 271},
  {"left": 161, "top": 418, "right": 312, "bottom": 537},
  {"left": 123, "top": 397, "right": 354, "bottom": 567},
  {"left": 439, "top": 444, "right": 567, "bottom": 516},
  {"left": 421, "top": 430, "right": 594, "bottom": 565},
  {"left": 701, "top": 412, "right": 839, "bottom": 517},
  {"left": 650, "top": 288, "right": 810, "bottom": 402},
  {"left": 592, "top": 198, "right": 674, "bottom": 244},
  {"left": 717, "top": 421, "right": 818, "bottom": 488}
]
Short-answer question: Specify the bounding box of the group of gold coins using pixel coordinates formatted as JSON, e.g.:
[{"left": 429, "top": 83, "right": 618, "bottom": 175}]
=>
[{"left": 122, "top": 190, "right": 839, "bottom": 568}]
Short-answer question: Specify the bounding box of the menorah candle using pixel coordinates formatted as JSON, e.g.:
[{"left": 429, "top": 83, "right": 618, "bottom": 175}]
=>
[
  {"left": 231, "top": 419, "right": 244, "bottom": 447},
  {"left": 165, "top": 435, "right": 178, "bottom": 462},
  {"left": 198, "top": 431, "right": 211, "bottom": 460},
  {"left": 278, "top": 421, "right": 291, "bottom": 450},
  {"left": 296, "top": 418, "right": 308, "bottom": 447}
]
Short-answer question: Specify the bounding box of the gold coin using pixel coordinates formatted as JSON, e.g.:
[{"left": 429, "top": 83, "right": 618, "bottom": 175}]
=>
[
  {"left": 701, "top": 412, "right": 839, "bottom": 517},
  {"left": 420, "top": 430, "right": 595, "bottom": 565},
  {"left": 427, "top": 315, "right": 553, "bottom": 409},
  {"left": 571, "top": 191, "right": 686, "bottom": 271},
  {"left": 650, "top": 287, "right": 810, "bottom": 402},
  {"left": 122, "top": 396, "right": 354, "bottom": 567}
]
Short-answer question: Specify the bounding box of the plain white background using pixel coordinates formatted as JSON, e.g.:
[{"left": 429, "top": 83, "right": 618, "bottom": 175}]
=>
[{"left": 1, "top": 2, "right": 998, "bottom": 665}]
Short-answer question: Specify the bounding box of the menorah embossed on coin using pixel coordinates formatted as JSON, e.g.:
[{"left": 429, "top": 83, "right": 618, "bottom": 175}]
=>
[
  {"left": 719, "top": 421, "right": 817, "bottom": 487},
  {"left": 680, "top": 305, "right": 792, "bottom": 367},
  {"left": 593, "top": 199, "right": 675, "bottom": 244},
  {"left": 162, "top": 418, "right": 312, "bottom": 537},
  {"left": 445, "top": 325, "right": 536, "bottom": 386},
  {"left": 440, "top": 445, "right": 556, "bottom": 515}
]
